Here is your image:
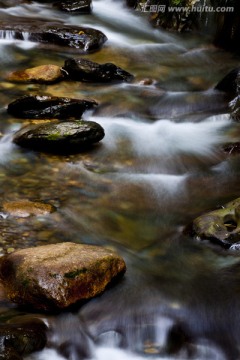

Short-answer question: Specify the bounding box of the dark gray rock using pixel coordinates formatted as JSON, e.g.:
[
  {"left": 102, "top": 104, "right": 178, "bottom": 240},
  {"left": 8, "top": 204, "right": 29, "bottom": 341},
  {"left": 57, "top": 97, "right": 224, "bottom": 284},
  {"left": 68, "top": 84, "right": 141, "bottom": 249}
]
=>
[
  {"left": 0, "top": 19, "right": 107, "bottom": 52},
  {"left": 7, "top": 95, "right": 98, "bottom": 119},
  {"left": 64, "top": 58, "right": 134, "bottom": 83},
  {"left": 13, "top": 120, "right": 105, "bottom": 153},
  {"left": 215, "top": 67, "right": 240, "bottom": 94},
  {"left": 54, "top": 0, "right": 92, "bottom": 14}
]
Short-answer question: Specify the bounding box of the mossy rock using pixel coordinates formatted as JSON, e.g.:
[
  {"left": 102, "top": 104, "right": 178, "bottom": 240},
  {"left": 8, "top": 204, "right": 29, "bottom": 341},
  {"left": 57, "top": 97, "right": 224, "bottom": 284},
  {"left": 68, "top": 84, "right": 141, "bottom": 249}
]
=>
[
  {"left": 192, "top": 197, "right": 240, "bottom": 248},
  {"left": 13, "top": 120, "right": 105, "bottom": 153}
]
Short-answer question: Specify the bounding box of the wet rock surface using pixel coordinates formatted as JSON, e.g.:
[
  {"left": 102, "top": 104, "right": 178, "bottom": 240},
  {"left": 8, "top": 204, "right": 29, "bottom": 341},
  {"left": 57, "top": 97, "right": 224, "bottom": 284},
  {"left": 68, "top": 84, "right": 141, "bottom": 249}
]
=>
[
  {"left": 215, "top": 67, "right": 240, "bottom": 95},
  {"left": 191, "top": 197, "right": 240, "bottom": 248},
  {"left": 63, "top": 57, "right": 134, "bottom": 83},
  {"left": 0, "top": 242, "right": 126, "bottom": 311},
  {"left": 7, "top": 95, "right": 98, "bottom": 119},
  {"left": 0, "top": 20, "right": 107, "bottom": 51},
  {"left": 13, "top": 120, "right": 105, "bottom": 153},
  {"left": 54, "top": 0, "right": 92, "bottom": 14},
  {"left": 6, "top": 64, "right": 65, "bottom": 84},
  {"left": 0, "top": 319, "right": 47, "bottom": 358},
  {"left": 2, "top": 200, "right": 55, "bottom": 218}
]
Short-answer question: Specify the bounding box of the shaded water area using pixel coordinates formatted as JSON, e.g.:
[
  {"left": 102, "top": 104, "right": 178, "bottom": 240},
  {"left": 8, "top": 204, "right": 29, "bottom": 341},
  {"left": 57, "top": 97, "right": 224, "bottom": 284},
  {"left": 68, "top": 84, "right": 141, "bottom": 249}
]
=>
[{"left": 0, "top": 0, "right": 240, "bottom": 359}]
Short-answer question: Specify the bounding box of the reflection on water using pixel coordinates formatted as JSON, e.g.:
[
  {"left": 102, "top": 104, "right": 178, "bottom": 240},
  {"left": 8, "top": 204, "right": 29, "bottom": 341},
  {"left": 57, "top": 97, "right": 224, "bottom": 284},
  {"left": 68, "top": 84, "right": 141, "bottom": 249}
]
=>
[{"left": 0, "top": 0, "right": 240, "bottom": 359}]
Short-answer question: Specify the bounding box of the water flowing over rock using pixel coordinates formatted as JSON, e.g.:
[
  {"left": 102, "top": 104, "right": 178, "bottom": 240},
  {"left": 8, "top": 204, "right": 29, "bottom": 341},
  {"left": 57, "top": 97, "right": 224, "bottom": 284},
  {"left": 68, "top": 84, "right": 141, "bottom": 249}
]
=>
[
  {"left": 191, "top": 197, "right": 240, "bottom": 248},
  {"left": 0, "top": 242, "right": 126, "bottom": 311},
  {"left": 63, "top": 58, "right": 134, "bottom": 83},
  {"left": 7, "top": 95, "right": 98, "bottom": 119},
  {"left": 6, "top": 65, "right": 65, "bottom": 84},
  {"left": 13, "top": 120, "right": 105, "bottom": 153},
  {"left": 54, "top": 0, "right": 92, "bottom": 14},
  {"left": 0, "top": 20, "right": 107, "bottom": 52}
]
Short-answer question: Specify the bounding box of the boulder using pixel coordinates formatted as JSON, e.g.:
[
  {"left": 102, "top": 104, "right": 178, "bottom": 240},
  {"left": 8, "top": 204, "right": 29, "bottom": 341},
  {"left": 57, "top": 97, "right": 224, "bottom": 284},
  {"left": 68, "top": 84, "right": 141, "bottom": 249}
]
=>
[
  {"left": 191, "top": 197, "right": 240, "bottom": 248},
  {"left": 7, "top": 95, "right": 98, "bottom": 119},
  {"left": 0, "top": 20, "right": 107, "bottom": 52},
  {"left": 54, "top": 0, "right": 92, "bottom": 14},
  {"left": 2, "top": 200, "right": 55, "bottom": 218},
  {"left": 6, "top": 65, "right": 65, "bottom": 84},
  {"left": 13, "top": 120, "right": 105, "bottom": 153},
  {"left": 63, "top": 58, "right": 134, "bottom": 83},
  {"left": 0, "top": 242, "right": 126, "bottom": 311}
]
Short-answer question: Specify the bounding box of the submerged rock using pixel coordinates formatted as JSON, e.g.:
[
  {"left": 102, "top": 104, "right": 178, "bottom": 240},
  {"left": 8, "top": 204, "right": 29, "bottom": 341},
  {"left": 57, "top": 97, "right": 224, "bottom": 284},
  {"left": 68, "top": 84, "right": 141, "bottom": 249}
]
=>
[
  {"left": 0, "top": 20, "right": 107, "bottom": 52},
  {"left": 54, "top": 0, "right": 92, "bottom": 14},
  {"left": 191, "top": 197, "right": 240, "bottom": 248},
  {"left": 7, "top": 95, "right": 98, "bottom": 119},
  {"left": 0, "top": 319, "right": 47, "bottom": 358},
  {"left": 6, "top": 65, "right": 65, "bottom": 84},
  {"left": 0, "top": 242, "right": 126, "bottom": 311},
  {"left": 2, "top": 200, "right": 55, "bottom": 218},
  {"left": 13, "top": 120, "right": 105, "bottom": 153},
  {"left": 63, "top": 58, "right": 134, "bottom": 83}
]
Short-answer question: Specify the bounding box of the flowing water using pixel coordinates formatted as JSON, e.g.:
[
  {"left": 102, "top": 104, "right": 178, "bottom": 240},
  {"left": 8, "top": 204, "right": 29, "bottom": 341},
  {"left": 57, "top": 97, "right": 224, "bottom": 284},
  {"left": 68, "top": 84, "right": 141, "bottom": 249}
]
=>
[{"left": 0, "top": 1, "right": 240, "bottom": 359}]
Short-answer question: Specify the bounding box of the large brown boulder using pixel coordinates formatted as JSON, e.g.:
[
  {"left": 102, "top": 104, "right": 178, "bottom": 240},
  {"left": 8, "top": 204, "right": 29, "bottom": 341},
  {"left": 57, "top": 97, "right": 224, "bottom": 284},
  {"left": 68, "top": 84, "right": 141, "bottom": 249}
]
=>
[{"left": 0, "top": 243, "right": 126, "bottom": 311}]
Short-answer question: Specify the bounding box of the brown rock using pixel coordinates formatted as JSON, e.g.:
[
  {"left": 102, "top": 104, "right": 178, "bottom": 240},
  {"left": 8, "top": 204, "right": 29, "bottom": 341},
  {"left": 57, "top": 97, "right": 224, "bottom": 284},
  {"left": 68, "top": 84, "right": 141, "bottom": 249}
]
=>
[
  {"left": 2, "top": 200, "right": 55, "bottom": 218},
  {"left": 7, "top": 65, "right": 65, "bottom": 84},
  {"left": 0, "top": 242, "right": 126, "bottom": 311}
]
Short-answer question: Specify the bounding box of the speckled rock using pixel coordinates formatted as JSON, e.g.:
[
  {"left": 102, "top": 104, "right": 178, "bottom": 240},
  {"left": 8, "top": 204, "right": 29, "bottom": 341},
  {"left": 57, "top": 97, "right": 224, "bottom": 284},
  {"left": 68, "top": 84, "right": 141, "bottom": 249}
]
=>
[
  {"left": 6, "top": 65, "right": 65, "bottom": 84},
  {"left": 7, "top": 95, "right": 98, "bottom": 119},
  {"left": 2, "top": 200, "right": 55, "bottom": 218},
  {"left": 13, "top": 120, "right": 105, "bottom": 153},
  {"left": 0, "top": 242, "right": 126, "bottom": 311}
]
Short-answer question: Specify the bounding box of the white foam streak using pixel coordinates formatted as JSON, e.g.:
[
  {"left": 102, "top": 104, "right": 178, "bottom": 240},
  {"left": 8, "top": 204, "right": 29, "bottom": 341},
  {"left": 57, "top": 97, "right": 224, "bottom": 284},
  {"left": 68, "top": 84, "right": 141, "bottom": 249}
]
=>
[{"left": 89, "top": 115, "right": 230, "bottom": 158}]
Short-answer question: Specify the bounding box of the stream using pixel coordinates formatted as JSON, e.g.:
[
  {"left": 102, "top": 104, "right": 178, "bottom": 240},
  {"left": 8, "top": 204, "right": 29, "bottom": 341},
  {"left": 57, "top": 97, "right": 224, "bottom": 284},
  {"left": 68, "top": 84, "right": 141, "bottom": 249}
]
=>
[{"left": 0, "top": 0, "right": 240, "bottom": 359}]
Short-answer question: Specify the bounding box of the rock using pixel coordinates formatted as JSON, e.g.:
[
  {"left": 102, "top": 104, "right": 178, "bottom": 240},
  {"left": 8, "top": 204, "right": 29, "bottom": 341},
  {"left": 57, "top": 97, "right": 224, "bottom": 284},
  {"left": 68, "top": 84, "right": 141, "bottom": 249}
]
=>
[
  {"left": 0, "top": 20, "right": 107, "bottom": 52},
  {"left": 0, "top": 319, "right": 47, "bottom": 357},
  {"left": 54, "top": 0, "right": 92, "bottom": 14},
  {"left": 0, "top": 242, "right": 126, "bottom": 311},
  {"left": 7, "top": 95, "right": 98, "bottom": 119},
  {"left": 6, "top": 65, "right": 65, "bottom": 84},
  {"left": 13, "top": 120, "right": 105, "bottom": 153},
  {"left": 230, "top": 95, "right": 240, "bottom": 122},
  {"left": 215, "top": 68, "right": 240, "bottom": 94},
  {"left": 2, "top": 200, "right": 55, "bottom": 218},
  {"left": 0, "top": 347, "right": 22, "bottom": 360},
  {"left": 191, "top": 197, "right": 240, "bottom": 248},
  {"left": 63, "top": 58, "right": 134, "bottom": 83}
]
